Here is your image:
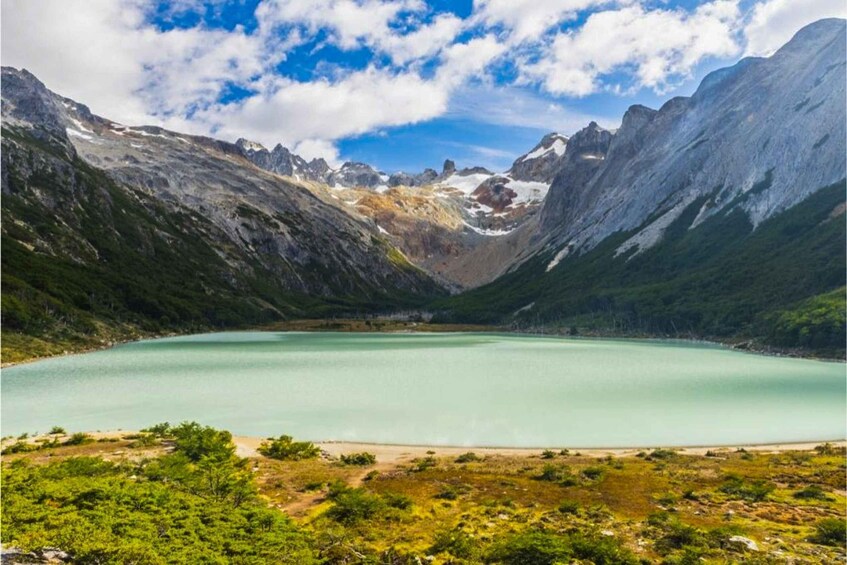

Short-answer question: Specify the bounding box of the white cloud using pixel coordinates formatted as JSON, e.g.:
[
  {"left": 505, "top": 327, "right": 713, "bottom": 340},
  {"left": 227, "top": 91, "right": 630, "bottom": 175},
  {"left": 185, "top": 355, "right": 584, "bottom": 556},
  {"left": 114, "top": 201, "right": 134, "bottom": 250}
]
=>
[
  {"left": 0, "top": 0, "right": 286, "bottom": 125},
  {"left": 256, "top": 0, "right": 462, "bottom": 65},
  {"left": 743, "top": 0, "right": 847, "bottom": 56},
  {"left": 523, "top": 1, "right": 741, "bottom": 96},
  {"left": 293, "top": 139, "right": 342, "bottom": 166},
  {"left": 6, "top": 0, "right": 819, "bottom": 167},
  {"left": 472, "top": 0, "right": 621, "bottom": 42},
  {"left": 448, "top": 84, "right": 616, "bottom": 134},
  {"left": 193, "top": 66, "right": 450, "bottom": 148}
]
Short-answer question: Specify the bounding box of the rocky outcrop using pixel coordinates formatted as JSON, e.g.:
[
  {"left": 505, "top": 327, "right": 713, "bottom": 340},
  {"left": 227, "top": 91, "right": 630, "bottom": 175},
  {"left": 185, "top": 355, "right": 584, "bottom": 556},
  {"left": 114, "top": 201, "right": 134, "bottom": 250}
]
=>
[
  {"left": 326, "top": 161, "right": 386, "bottom": 189},
  {"left": 507, "top": 132, "right": 568, "bottom": 183}
]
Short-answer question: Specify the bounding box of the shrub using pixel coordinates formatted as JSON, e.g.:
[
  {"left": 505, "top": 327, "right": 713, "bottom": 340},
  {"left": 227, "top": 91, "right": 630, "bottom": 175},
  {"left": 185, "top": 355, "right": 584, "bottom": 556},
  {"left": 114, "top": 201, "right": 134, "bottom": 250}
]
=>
[
  {"left": 412, "top": 456, "right": 436, "bottom": 472},
  {"left": 430, "top": 528, "right": 478, "bottom": 559},
  {"left": 719, "top": 475, "right": 775, "bottom": 502},
  {"left": 63, "top": 433, "right": 94, "bottom": 446},
  {"left": 582, "top": 466, "right": 605, "bottom": 480},
  {"left": 647, "top": 449, "right": 677, "bottom": 461},
  {"left": 382, "top": 492, "right": 412, "bottom": 510},
  {"left": 258, "top": 435, "right": 319, "bottom": 461},
  {"left": 488, "top": 531, "right": 637, "bottom": 565},
  {"left": 141, "top": 422, "right": 172, "bottom": 437},
  {"left": 48, "top": 426, "right": 66, "bottom": 435},
  {"left": 1, "top": 441, "right": 35, "bottom": 455},
  {"left": 541, "top": 450, "right": 556, "bottom": 459},
  {"left": 537, "top": 464, "right": 564, "bottom": 482},
  {"left": 171, "top": 422, "right": 235, "bottom": 462},
  {"left": 455, "top": 452, "right": 481, "bottom": 463},
  {"left": 558, "top": 500, "right": 580, "bottom": 514},
  {"left": 340, "top": 452, "right": 376, "bottom": 466},
  {"left": 811, "top": 518, "right": 846, "bottom": 546},
  {"left": 793, "top": 485, "right": 830, "bottom": 500},
  {"left": 326, "top": 488, "right": 385, "bottom": 524}
]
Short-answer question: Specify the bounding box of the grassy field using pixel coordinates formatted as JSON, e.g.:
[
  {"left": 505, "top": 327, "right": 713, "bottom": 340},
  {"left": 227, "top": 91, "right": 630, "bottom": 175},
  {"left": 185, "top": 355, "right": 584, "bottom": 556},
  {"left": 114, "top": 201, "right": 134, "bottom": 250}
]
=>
[{"left": 2, "top": 426, "right": 844, "bottom": 563}]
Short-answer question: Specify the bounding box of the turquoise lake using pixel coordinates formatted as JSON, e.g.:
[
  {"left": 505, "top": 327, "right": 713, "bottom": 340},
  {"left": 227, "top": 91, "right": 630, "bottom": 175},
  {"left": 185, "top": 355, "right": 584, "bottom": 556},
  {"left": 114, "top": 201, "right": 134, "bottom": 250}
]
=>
[{"left": 1, "top": 332, "right": 844, "bottom": 447}]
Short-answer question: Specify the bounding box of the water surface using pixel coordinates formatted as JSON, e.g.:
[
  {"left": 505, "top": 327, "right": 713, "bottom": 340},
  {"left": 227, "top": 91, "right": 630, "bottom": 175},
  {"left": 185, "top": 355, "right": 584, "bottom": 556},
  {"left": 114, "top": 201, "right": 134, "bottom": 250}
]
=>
[{"left": 2, "top": 332, "right": 844, "bottom": 447}]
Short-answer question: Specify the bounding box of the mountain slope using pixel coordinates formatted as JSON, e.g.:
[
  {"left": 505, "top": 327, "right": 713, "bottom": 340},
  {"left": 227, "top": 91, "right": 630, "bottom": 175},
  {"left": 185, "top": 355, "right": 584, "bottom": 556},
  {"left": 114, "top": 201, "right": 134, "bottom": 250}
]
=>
[
  {"left": 1, "top": 69, "right": 445, "bottom": 361},
  {"left": 435, "top": 19, "right": 847, "bottom": 355}
]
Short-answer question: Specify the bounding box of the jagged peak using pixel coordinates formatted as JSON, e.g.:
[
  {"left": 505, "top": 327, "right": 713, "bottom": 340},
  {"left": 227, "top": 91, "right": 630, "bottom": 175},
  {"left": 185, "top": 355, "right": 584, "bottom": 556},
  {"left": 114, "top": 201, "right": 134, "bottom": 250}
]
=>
[{"left": 235, "top": 138, "right": 267, "bottom": 153}]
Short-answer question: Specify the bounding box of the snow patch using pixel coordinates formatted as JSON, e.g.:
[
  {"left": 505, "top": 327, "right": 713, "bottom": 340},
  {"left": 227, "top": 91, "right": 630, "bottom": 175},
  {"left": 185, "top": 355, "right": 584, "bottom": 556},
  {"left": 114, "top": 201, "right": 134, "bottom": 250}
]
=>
[
  {"left": 462, "top": 221, "right": 514, "bottom": 236},
  {"left": 66, "top": 128, "right": 93, "bottom": 140},
  {"left": 546, "top": 245, "right": 571, "bottom": 272},
  {"left": 615, "top": 195, "right": 697, "bottom": 258},
  {"left": 521, "top": 137, "right": 567, "bottom": 162},
  {"left": 68, "top": 117, "right": 94, "bottom": 134},
  {"left": 439, "top": 172, "right": 492, "bottom": 195}
]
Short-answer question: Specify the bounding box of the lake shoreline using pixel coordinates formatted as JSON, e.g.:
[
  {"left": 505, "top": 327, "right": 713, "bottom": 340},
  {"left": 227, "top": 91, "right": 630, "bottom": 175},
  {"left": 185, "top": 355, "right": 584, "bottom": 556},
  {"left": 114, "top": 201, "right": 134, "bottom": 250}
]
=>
[
  {"left": 3, "top": 320, "right": 844, "bottom": 368},
  {"left": 7, "top": 431, "right": 843, "bottom": 463},
  {"left": 247, "top": 438, "right": 847, "bottom": 463}
]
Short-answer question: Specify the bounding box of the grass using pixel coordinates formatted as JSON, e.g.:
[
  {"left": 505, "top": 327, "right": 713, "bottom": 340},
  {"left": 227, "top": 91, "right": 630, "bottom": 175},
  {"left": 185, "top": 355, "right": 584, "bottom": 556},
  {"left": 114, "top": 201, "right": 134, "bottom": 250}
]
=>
[{"left": 2, "top": 427, "right": 845, "bottom": 563}]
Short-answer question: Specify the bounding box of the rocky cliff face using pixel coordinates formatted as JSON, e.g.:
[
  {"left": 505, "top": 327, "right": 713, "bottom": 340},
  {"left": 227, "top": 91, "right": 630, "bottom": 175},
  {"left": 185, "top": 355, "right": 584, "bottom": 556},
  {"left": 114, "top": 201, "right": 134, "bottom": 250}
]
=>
[
  {"left": 507, "top": 133, "right": 569, "bottom": 183},
  {"left": 538, "top": 18, "right": 846, "bottom": 259}
]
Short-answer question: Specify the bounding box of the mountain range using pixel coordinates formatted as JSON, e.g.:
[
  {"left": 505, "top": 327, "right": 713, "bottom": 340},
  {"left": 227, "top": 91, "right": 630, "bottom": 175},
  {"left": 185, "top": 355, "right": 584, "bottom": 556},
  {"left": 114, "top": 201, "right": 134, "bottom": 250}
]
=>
[{"left": 2, "top": 18, "right": 845, "bottom": 360}]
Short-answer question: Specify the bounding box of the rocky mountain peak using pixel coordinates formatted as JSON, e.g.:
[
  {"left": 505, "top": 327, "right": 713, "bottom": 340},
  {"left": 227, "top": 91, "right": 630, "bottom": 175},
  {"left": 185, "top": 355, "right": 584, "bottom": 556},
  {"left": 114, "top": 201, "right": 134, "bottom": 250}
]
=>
[
  {"left": 442, "top": 159, "right": 456, "bottom": 176},
  {"left": 235, "top": 138, "right": 266, "bottom": 153},
  {"left": 508, "top": 132, "right": 569, "bottom": 182}
]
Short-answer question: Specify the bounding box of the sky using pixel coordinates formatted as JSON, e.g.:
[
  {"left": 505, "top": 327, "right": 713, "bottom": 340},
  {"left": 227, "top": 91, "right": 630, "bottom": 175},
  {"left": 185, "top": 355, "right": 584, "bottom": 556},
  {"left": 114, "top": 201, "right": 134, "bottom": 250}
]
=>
[{"left": 2, "top": 0, "right": 845, "bottom": 173}]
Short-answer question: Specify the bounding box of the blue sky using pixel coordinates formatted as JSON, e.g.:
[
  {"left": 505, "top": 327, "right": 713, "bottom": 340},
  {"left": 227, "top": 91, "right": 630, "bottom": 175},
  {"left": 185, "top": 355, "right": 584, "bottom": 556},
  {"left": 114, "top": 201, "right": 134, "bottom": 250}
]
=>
[{"left": 3, "top": 0, "right": 844, "bottom": 172}]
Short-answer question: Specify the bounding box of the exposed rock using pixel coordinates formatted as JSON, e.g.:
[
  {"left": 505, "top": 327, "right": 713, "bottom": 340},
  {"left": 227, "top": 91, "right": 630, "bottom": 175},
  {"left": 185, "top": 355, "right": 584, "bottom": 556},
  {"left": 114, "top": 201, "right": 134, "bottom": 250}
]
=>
[
  {"left": 728, "top": 536, "right": 760, "bottom": 552},
  {"left": 507, "top": 132, "right": 569, "bottom": 183}
]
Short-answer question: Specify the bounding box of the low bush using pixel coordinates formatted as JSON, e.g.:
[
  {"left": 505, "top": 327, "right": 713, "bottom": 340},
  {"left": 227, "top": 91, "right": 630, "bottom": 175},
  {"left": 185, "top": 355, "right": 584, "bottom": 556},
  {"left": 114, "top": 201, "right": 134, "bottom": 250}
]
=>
[
  {"left": 430, "top": 528, "right": 479, "bottom": 559},
  {"left": 455, "top": 452, "right": 482, "bottom": 463},
  {"left": 719, "top": 475, "right": 775, "bottom": 502},
  {"left": 340, "top": 452, "right": 376, "bottom": 466},
  {"left": 325, "top": 488, "right": 385, "bottom": 524},
  {"left": 793, "top": 485, "right": 830, "bottom": 500},
  {"left": 811, "top": 518, "right": 846, "bottom": 546},
  {"left": 258, "top": 435, "right": 320, "bottom": 461}
]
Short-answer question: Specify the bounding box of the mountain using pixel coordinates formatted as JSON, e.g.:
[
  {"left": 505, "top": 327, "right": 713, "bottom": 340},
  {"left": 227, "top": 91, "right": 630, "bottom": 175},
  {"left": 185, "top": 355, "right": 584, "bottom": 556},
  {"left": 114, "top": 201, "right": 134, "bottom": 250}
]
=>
[
  {"left": 507, "top": 132, "right": 569, "bottom": 182},
  {"left": 435, "top": 18, "right": 846, "bottom": 355},
  {"left": 1, "top": 19, "right": 844, "bottom": 359},
  {"left": 0, "top": 67, "right": 444, "bottom": 359}
]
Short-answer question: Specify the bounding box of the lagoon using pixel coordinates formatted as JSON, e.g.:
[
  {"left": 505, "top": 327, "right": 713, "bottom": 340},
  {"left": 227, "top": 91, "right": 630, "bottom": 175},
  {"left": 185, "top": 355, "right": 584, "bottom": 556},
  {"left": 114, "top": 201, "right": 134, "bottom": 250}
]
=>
[{"left": 2, "top": 332, "right": 844, "bottom": 447}]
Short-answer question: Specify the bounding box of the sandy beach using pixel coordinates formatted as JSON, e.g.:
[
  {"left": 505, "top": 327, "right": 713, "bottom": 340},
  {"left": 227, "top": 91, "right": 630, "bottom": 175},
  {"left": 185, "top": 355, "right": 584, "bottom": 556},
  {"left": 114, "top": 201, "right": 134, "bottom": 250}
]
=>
[{"left": 232, "top": 436, "right": 845, "bottom": 462}]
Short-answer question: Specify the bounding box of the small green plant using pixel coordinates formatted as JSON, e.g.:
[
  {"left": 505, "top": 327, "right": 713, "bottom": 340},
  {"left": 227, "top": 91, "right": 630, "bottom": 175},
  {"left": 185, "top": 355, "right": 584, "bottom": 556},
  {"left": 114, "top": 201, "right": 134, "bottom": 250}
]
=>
[
  {"left": 541, "top": 449, "right": 556, "bottom": 459},
  {"left": 455, "top": 452, "right": 481, "bottom": 463},
  {"left": 63, "top": 433, "right": 94, "bottom": 446},
  {"left": 48, "top": 426, "right": 66, "bottom": 435},
  {"left": 430, "top": 528, "right": 479, "bottom": 559},
  {"left": 558, "top": 500, "right": 580, "bottom": 514},
  {"left": 582, "top": 466, "right": 605, "bottom": 480},
  {"left": 793, "top": 485, "right": 830, "bottom": 500},
  {"left": 811, "top": 518, "right": 846, "bottom": 546},
  {"left": 382, "top": 492, "right": 413, "bottom": 509},
  {"left": 339, "top": 452, "right": 376, "bottom": 466},
  {"left": 258, "top": 435, "right": 320, "bottom": 461},
  {"left": 1, "top": 441, "right": 35, "bottom": 455},
  {"left": 363, "top": 470, "right": 380, "bottom": 481},
  {"left": 412, "top": 456, "right": 437, "bottom": 472},
  {"left": 719, "top": 475, "right": 775, "bottom": 502},
  {"left": 326, "top": 488, "right": 385, "bottom": 524}
]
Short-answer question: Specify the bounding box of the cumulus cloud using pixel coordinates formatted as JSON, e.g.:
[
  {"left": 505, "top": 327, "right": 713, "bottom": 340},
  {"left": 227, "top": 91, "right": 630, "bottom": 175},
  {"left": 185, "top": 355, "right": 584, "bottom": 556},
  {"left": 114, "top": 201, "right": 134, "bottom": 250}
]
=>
[
  {"left": 743, "top": 0, "right": 847, "bottom": 56},
  {"left": 3, "top": 0, "right": 834, "bottom": 165},
  {"left": 256, "top": 0, "right": 462, "bottom": 65},
  {"left": 472, "top": 0, "right": 621, "bottom": 43},
  {"left": 192, "top": 67, "right": 450, "bottom": 148},
  {"left": 523, "top": 1, "right": 741, "bottom": 96}
]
